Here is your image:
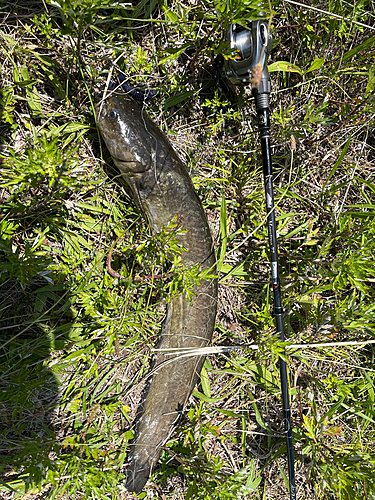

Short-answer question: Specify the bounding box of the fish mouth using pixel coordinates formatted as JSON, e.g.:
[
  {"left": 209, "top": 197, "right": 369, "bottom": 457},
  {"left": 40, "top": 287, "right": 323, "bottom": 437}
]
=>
[{"left": 113, "top": 157, "right": 148, "bottom": 175}]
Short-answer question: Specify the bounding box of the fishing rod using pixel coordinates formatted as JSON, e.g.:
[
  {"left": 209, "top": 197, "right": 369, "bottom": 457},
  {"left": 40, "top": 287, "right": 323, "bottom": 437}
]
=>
[{"left": 219, "top": 19, "right": 297, "bottom": 500}]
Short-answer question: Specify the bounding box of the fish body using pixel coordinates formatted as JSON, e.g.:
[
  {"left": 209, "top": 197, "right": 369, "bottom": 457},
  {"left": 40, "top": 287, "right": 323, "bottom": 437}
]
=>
[{"left": 95, "top": 93, "right": 218, "bottom": 494}]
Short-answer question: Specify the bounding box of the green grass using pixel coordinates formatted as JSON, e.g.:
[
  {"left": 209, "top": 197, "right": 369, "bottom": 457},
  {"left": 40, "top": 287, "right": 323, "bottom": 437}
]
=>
[{"left": 0, "top": 0, "right": 375, "bottom": 498}]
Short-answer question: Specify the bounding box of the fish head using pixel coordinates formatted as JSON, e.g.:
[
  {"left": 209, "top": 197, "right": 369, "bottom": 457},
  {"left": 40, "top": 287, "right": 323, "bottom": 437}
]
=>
[{"left": 95, "top": 92, "right": 155, "bottom": 176}]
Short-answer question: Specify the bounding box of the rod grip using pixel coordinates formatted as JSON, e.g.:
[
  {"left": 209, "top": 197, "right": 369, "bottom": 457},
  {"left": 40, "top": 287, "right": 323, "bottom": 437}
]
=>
[{"left": 252, "top": 65, "right": 271, "bottom": 110}]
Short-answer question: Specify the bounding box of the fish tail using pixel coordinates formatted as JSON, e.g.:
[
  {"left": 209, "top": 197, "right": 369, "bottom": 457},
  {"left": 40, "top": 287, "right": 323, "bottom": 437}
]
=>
[{"left": 124, "top": 458, "right": 151, "bottom": 494}]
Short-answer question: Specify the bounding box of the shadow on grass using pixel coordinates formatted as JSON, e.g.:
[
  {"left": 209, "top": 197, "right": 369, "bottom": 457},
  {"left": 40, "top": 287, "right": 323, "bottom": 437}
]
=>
[
  {"left": 0, "top": 273, "right": 75, "bottom": 495},
  {"left": 0, "top": 85, "right": 79, "bottom": 495}
]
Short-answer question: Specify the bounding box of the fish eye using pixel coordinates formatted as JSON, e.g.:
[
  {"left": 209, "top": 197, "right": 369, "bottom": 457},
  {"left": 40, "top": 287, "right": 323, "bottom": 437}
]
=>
[{"left": 108, "top": 110, "right": 117, "bottom": 119}]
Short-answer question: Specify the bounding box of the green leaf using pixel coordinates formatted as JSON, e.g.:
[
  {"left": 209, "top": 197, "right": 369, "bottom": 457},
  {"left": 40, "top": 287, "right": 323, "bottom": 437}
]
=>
[
  {"left": 305, "top": 57, "right": 325, "bottom": 74},
  {"left": 217, "top": 195, "right": 228, "bottom": 273},
  {"left": 322, "top": 134, "right": 352, "bottom": 191},
  {"left": 244, "top": 476, "right": 262, "bottom": 492},
  {"left": 200, "top": 365, "right": 211, "bottom": 398},
  {"left": 192, "top": 389, "right": 221, "bottom": 403},
  {"left": 163, "top": 89, "right": 196, "bottom": 109},
  {"left": 76, "top": 201, "right": 112, "bottom": 214},
  {"left": 249, "top": 393, "right": 267, "bottom": 429},
  {"left": 343, "top": 211, "right": 375, "bottom": 218},
  {"left": 64, "top": 348, "right": 88, "bottom": 361},
  {"left": 46, "top": 122, "right": 90, "bottom": 137},
  {"left": 69, "top": 397, "right": 81, "bottom": 414},
  {"left": 268, "top": 61, "right": 303, "bottom": 76},
  {"left": 276, "top": 460, "right": 290, "bottom": 492},
  {"left": 343, "top": 35, "right": 375, "bottom": 61},
  {"left": 215, "top": 408, "right": 243, "bottom": 419},
  {"left": 341, "top": 403, "right": 375, "bottom": 424},
  {"left": 220, "top": 262, "right": 247, "bottom": 278},
  {"left": 13, "top": 79, "right": 38, "bottom": 88},
  {"left": 365, "top": 65, "right": 375, "bottom": 96},
  {"left": 162, "top": 7, "right": 179, "bottom": 23}
]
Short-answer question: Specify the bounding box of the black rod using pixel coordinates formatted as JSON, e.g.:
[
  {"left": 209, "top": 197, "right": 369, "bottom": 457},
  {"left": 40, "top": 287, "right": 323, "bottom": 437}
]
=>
[{"left": 253, "top": 68, "right": 297, "bottom": 500}]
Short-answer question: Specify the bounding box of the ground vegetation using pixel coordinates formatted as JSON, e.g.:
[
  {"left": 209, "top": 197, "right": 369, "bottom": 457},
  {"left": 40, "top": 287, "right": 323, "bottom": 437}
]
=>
[{"left": 0, "top": 0, "right": 375, "bottom": 499}]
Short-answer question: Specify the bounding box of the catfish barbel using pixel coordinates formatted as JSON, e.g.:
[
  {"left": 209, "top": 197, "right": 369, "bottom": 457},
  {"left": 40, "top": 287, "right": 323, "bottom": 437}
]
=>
[{"left": 95, "top": 91, "right": 218, "bottom": 494}]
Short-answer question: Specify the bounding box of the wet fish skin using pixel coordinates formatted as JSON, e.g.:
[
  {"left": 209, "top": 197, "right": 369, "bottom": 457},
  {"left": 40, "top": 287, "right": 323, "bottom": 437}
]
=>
[{"left": 95, "top": 93, "right": 218, "bottom": 494}]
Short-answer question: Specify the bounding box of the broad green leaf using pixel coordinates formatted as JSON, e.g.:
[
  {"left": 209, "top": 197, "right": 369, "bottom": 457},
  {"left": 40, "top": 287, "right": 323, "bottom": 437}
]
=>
[
  {"left": 47, "top": 122, "right": 90, "bottom": 136},
  {"left": 215, "top": 408, "right": 243, "bottom": 419},
  {"left": 276, "top": 460, "right": 290, "bottom": 492},
  {"left": 200, "top": 365, "right": 211, "bottom": 398},
  {"left": 248, "top": 364, "right": 280, "bottom": 390},
  {"left": 124, "top": 333, "right": 140, "bottom": 347},
  {"left": 159, "top": 43, "right": 194, "bottom": 64},
  {"left": 283, "top": 220, "right": 310, "bottom": 239},
  {"left": 14, "top": 66, "right": 42, "bottom": 117},
  {"left": 69, "top": 397, "right": 81, "bottom": 413},
  {"left": 268, "top": 61, "right": 303, "bottom": 76},
  {"left": 249, "top": 393, "right": 267, "bottom": 429},
  {"left": 163, "top": 89, "right": 196, "bottom": 109},
  {"left": 305, "top": 57, "right": 325, "bottom": 73},
  {"left": 366, "top": 65, "right": 375, "bottom": 96},
  {"left": 220, "top": 262, "right": 247, "bottom": 278},
  {"left": 244, "top": 476, "right": 262, "bottom": 492},
  {"left": 162, "top": 7, "right": 179, "bottom": 23},
  {"left": 64, "top": 348, "right": 88, "bottom": 361},
  {"left": 76, "top": 201, "right": 112, "bottom": 214},
  {"left": 192, "top": 389, "right": 221, "bottom": 403},
  {"left": 13, "top": 79, "right": 37, "bottom": 87}
]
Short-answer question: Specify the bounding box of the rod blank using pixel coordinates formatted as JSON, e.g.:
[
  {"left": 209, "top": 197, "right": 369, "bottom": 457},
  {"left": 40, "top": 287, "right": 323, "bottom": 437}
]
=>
[{"left": 253, "top": 67, "right": 297, "bottom": 500}]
